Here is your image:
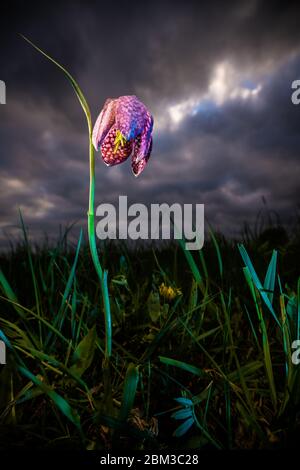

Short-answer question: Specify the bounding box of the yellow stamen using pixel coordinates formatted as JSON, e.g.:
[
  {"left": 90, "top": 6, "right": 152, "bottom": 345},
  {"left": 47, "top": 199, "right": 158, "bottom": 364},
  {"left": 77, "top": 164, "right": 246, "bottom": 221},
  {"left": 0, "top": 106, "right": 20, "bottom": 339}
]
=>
[{"left": 114, "top": 129, "right": 127, "bottom": 154}]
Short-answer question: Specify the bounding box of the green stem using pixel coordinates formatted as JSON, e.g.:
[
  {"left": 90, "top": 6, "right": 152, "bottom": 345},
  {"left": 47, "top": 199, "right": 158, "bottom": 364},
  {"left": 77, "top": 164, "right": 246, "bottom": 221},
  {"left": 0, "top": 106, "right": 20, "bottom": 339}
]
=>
[
  {"left": 88, "top": 134, "right": 112, "bottom": 359},
  {"left": 20, "top": 34, "right": 112, "bottom": 361}
]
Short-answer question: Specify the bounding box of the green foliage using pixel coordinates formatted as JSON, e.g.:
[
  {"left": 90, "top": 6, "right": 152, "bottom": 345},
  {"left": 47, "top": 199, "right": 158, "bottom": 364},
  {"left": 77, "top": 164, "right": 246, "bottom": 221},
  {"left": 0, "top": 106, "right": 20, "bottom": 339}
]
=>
[
  {"left": 0, "top": 222, "right": 299, "bottom": 450},
  {"left": 70, "top": 325, "right": 97, "bottom": 377}
]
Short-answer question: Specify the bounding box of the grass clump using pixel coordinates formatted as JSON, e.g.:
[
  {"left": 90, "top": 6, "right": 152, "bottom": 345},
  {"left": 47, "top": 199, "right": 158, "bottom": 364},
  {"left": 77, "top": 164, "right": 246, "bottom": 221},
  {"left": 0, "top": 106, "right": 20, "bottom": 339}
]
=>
[{"left": 0, "top": 221, "right": 300, "bottom": 450}]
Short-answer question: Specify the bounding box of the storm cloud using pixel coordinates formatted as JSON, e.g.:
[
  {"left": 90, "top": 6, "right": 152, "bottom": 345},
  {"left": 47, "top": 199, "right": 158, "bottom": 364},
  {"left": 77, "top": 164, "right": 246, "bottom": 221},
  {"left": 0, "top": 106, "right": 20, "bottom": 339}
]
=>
[{"left": 0, "top": 0, "right": 300, "bottom": 247}]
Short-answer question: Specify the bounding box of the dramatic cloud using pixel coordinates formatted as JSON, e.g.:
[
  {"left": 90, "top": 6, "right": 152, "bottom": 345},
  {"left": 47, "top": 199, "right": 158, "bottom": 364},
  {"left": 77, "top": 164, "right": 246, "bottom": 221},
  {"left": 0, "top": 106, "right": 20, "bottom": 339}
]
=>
[{"left": 0, "top": 0, "right": 300, "bottom": 248}]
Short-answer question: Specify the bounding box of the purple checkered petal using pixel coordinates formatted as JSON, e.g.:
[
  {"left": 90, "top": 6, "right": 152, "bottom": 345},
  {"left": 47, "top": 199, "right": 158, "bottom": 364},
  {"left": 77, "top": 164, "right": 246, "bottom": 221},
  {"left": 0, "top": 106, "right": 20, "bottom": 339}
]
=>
[
  {"left": 115, "top": 95, "right": 148, "bottom": 141},
  {"left": 93, "top": 95, "right": 154, "bottom": 176},
  {"left": 134, "top": 112, "right": 153, "bottom": 163},
  {"left": 92, "top": 98, "right": 117, "bottom": 150},
  {"left": 101, "top": 125, "right": 133, "bottom": 166},
  {"left": 132, "top": 136, "right": 152, "bottom": 177}
]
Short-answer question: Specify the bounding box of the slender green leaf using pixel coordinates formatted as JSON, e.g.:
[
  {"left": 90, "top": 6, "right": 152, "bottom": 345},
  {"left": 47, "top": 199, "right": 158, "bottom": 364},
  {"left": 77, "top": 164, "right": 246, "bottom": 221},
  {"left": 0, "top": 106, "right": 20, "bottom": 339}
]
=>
[
  {"left": 263, "top": 250, "right": 277, "bottom": 304},
  {"left": 18, "top": 366, "right": 81, "bottom": 429},
  {"left": 159, "top": 356, "right": 205, "bottom": 377},
  {"left": 70, "top": 325, "right": 97, "bottom": 377},
  {"left": 119, "top": 363, "right": 139, "bottom": 422}
]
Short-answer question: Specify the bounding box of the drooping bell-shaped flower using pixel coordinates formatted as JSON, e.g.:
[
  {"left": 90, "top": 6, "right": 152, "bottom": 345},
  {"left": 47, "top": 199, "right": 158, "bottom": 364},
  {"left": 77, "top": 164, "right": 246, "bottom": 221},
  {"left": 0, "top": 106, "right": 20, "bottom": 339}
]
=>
[{"left": 92, "top": 95, "right": 153, "bottom": 176}]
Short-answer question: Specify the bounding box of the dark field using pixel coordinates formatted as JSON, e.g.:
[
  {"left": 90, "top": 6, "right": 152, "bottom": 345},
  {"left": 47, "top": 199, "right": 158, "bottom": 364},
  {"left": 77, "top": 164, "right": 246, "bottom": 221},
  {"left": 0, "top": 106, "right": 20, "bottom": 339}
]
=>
[{"left": 0, "top": 217, "right": 300, "bottom": 451}]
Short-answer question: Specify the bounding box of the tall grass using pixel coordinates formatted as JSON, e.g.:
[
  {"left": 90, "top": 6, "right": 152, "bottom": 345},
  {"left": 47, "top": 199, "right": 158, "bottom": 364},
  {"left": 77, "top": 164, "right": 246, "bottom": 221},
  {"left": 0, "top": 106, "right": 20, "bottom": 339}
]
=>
[{"left": 0, "top": 221, "right": 299, "bottom": 450}]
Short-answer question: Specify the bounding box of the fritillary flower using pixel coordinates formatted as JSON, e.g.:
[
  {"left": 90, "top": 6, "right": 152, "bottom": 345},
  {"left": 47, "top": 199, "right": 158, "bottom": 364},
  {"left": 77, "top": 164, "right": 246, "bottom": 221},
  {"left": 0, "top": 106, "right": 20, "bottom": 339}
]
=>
[{"left": 92, "top": 95, "right": 153, "bottom": 176}]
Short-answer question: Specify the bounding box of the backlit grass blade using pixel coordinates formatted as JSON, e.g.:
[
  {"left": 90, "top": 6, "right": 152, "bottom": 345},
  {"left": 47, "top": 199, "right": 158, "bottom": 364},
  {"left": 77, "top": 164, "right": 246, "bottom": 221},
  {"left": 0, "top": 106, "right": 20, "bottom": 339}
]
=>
[
  {"left": 0, "top": 295, "right": 70, "bottom": 347},
  {"left": 20, "top": 34, "right": 92, "bottom": 131},
  {"left": 0, "top": 317, "right": 36, "bottom": 351},
  {"left": 19, "top": 210, "right": 43, "bottom": 346},
  {"left": 203, "top": 381, "right": 213, "bottom": 428},
  {"left": 24, "top": 347, "right": 90, "bottom": 391},
  {"left": 21, "top": 34, "right": 112, "bottom": 363},
  {"left": 209, "top": 227, "right": 223, "bottom": 278},
  {"left": 46, "top": 230, "right": 82, "bottom": 349},
  {"left": 243, "top": 266, "right": 277, "bottom": 410},
  {"left": 119, "top": 363, "right": 139, "bottom": 422},
  {"left": 177, "top": 237, "right": 203, "bottom": 286},
  {"left": 18, "top": 365, "right": 81, "bottom": 430},
  {"left": 0, "top": 329, "right": 13, "bottom": 351},
  {"left": 238, "top": 244, "right": 280, "bottom": 327},
  {"left": 101, "top": 270, "right": 112, "bottom": 359},
  {"left": 224, "top": 381, "right": 232, "bottom": 448},
  {"left": 280, "top": 294, "right": 292, "bottom": 382},
  {"left": 244, "top": 304, "right": 260, "bottom": 349},
  {"left": 159, "top": 356, "right": 205, "bottom": 377},
  {"left": 236, "top": 401, "right": 267, "bottom": 443},
  {"left": 198, "top": 250, "right": 209, "bottom": 280},
  {"left": 71, "top": 279, "right": 77, "bottom": 341},
  {"left": 0, "top": 268, "right": 25, "bottom": 318},
  {"left": 263, "top": 250, "right": 277, "bottom": 304},
  {"left": 297, "top": 277, "right": 300, "bottom": 340},
  {"left": 58, "top": 229, "right": 82, "bottom": 328},
  {"left": 221, "top": 293, "right": 257, "bottom": 416},
  {"left": 70, "top": 325, "right": 97, "bottom": 377}
]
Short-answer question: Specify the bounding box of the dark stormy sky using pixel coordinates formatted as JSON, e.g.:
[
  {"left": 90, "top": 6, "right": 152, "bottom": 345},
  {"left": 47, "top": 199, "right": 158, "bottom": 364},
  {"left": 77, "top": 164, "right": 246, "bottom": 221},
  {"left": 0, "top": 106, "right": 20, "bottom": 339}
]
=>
[{"left": 0, "top": 0, "right": 300, "bottom": 248}]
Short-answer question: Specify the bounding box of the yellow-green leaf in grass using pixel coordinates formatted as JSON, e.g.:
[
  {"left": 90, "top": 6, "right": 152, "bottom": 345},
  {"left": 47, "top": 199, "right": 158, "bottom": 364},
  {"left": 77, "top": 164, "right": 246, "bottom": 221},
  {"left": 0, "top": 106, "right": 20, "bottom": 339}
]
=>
[
  {"left": 177, "top": 237, "right": 202, "bottom": 286},
  {"left": 236, "top": 401, "right": 267, "bottom": 443},
  {"left": 0, "top": 295, "right": 69, "bottom": 347},
  {"left": 19, "top": 211, "right": 42, "bottom": 331},
  {"left": 18, "top": 365, "right": 81, "bottom": 429},
  {"left": 47, "top": 230, "right": 83, "bottom": 348},
  {"left": 159, "top": 356, "right": 206, "bottom": 377},
  {"left": 279, "top": 358, "right": 300, "bottom": 415},
  {"left": 0, "top": 329, "right": 16, "bottom": 356},
  {"left": 119, "top": 363, "right": 139, "bottom": 422},
  {"left": 0, "top": 363, "right": 12, "bottom": 411},
  {"left": 195, "top": 325, "right": 221, "bottom": 342},
  {"left": 172, "top": 210, "right": 203, "bottom": 287},
  {"left": 209, "top": 227, "right": 223, "bottom": 278},
  {"left": 16, "top": 387, "right": 44, "bottom": 405},
  {"left": 280, "top": 294, "right": 292, "bottom": 384},
  {"left": 58, "top": 230, "right": 82, "bottom": 327},
  {"left": 286, "top": 279, "right": 300, "bottom": 340},
  {"left": 26, "top": 347, "right": 88, "bottom": 390},
  {"left": 71, "top": 280, "right": 77, "bottom": 340},
  {"left": 191, "top": 361, "right": 263, "bottom": 407},
  {"left": 227, "top": 360, "right": 263, "bottom": 382},
  {"left": 188, "top": 278, "right": 198, "bottom": 313},
  {"left": 243, "top": 266, "right": 277, "bottom": 410},
  {"left": 0, "top": 317, "right": 36, "bottom": 351},
  {"left": 244, "top": 304, "right": 260, "bottom": 349},
  {"left": 198, "top": 250, "right": 209, "bottom": 280},
  {"left": 147, "top": 291, "right": 161, "bottom": 323},
  {"left": 0, "top": 269, "right": 25, "bottom": 318},
  {"left": 70, "top": 325, "right": 97, "bottom": 377},
  {"left": 286, "top": 293, "right": 297, "bottom": 326}
]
